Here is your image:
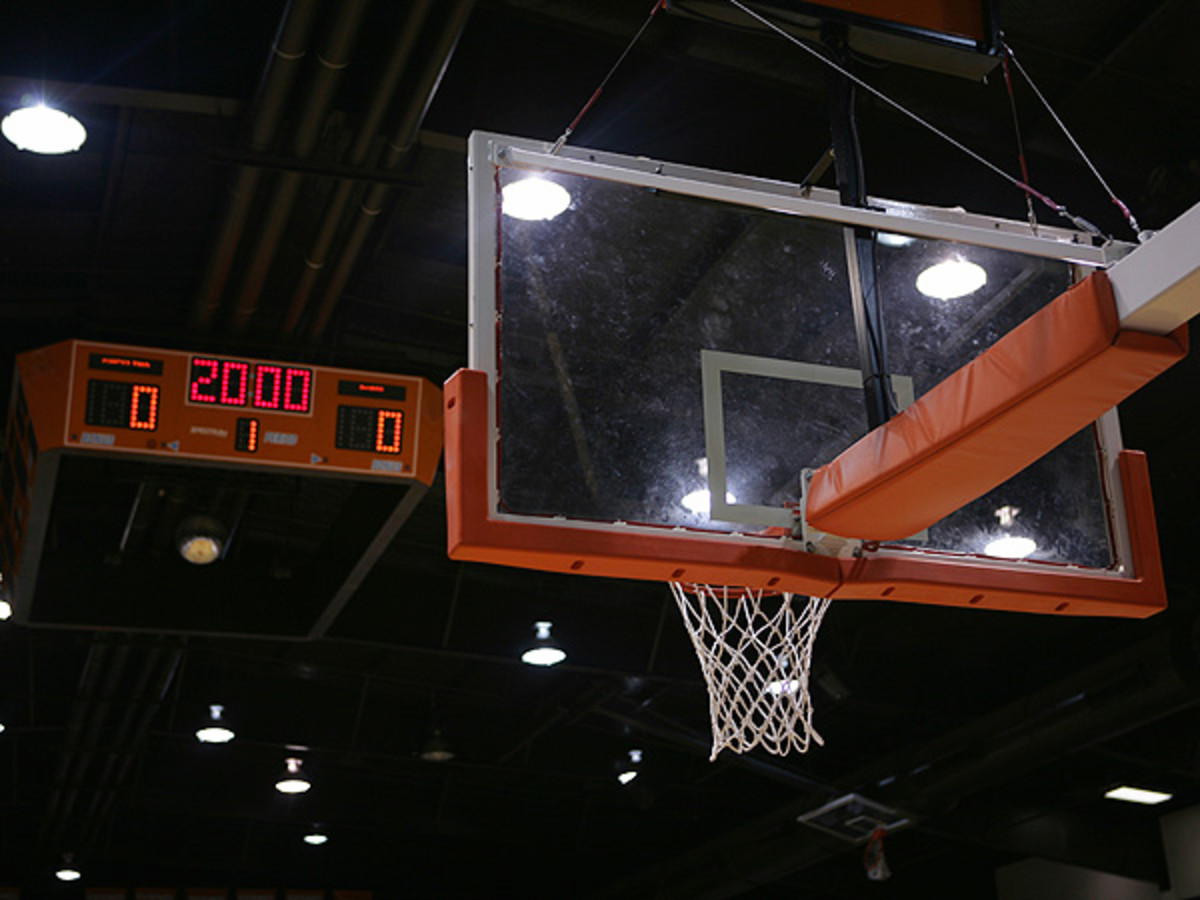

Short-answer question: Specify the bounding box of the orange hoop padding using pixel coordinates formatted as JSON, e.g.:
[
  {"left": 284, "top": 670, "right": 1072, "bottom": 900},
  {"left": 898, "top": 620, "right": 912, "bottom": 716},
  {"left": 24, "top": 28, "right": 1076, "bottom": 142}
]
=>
[
  {"left": 806, "top": 271, "right": 1188, "bottom": 541},
  {"left": 444, "top": 368, "right": 1166, "bottom": 617}
]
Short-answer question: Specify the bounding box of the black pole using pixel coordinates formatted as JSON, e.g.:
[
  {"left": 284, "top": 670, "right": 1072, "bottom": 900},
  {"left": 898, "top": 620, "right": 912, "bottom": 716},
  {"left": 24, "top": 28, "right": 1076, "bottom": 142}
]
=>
[{"left": 825, "top": 32, "right": 897, "bottom": 429}]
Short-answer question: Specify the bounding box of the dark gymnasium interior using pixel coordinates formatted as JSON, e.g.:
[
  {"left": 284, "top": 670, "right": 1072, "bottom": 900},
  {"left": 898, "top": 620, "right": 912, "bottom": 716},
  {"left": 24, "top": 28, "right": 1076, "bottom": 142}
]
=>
[{"left": 3, "top": 1, "right": 1200, "bottom": 897}]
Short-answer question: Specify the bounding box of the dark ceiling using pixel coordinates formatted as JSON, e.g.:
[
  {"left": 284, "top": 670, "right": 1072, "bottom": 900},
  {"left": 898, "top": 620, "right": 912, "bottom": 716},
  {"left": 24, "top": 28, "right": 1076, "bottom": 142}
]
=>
[{"left": 3, "top": 1, "right": 1200, "bottom": 897}]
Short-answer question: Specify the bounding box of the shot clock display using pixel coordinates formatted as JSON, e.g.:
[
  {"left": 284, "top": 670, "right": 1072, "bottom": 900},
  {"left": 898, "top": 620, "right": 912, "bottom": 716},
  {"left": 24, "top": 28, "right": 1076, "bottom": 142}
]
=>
[{"left": 12, "top": 340, "right": 443, "bottom": 487}]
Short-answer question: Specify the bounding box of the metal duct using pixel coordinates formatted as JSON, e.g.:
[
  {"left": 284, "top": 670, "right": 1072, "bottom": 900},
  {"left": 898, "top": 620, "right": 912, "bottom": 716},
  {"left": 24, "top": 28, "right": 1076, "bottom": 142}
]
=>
[
  {"left": 191, "top": 0, "right": 322, "bottom": 330},
  {"left": 228, "top": 0, "right": 372, "bottom": 334},
  {"left": 308, "top": 0, "right": 476, "bottom": 339},
  {"left": 281, "top": 0, "right": 436, "bottom": 336}
]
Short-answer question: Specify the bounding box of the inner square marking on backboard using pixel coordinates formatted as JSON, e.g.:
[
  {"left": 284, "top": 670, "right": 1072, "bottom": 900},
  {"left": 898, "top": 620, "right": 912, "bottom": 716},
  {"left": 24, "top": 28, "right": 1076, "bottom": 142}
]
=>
[{"left": 700, "top": 349, "right": 915, "bottom": 529}]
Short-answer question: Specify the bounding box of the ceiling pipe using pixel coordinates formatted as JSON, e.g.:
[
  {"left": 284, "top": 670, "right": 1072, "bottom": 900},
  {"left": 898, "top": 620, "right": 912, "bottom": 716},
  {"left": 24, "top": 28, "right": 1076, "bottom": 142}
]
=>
[
  {"left": 38, "top": 637, "right": 110, "bottom": 844},
  {"left": 229, "top": 0, "right": 372, "bottom": 335},
  {"left": 192, "top": 0, "right": 322, "bottom": 330},
  {"left": 281, "top": 0, "right": 436, "bottom": 337},
  {"left": 308, "top": 0, "right": 476, "bottom": 340},
  {"left": 81, "top": 646, "right": 184, "bottom": 853}
]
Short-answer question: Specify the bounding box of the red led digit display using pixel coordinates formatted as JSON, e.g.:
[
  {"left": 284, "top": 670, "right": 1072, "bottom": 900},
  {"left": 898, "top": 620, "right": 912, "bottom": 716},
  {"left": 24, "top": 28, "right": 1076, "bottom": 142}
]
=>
[
  {"left": 283, "top": 367, "right": 312, "bottom": 412},
  {"left": 187, "top": 357, "right": 313, "bottom": 414},
  {"left": 189, "top": 358, "right": 220, "bottom": 404},
  {"left": 129, "top": 384, "right": 159, "bottom": 430},
  {"left": 254, "top": 365, "right": 283, "bottom": 409},
  {"left": 375, "top": 410, "right": 403, "bottom": 454}
]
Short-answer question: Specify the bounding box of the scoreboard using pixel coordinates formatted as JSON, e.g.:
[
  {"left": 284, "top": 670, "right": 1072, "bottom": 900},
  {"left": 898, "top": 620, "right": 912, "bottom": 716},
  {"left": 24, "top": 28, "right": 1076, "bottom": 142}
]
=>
[{"left": 13, "top": 340, "right": 443, "bottom": 485}]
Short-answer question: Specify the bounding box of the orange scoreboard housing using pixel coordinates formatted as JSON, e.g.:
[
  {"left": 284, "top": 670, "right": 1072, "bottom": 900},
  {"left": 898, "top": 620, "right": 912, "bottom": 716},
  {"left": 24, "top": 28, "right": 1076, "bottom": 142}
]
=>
[
  {"left": 14, "top": 340, "right": 442, "bottom": 484},
  {"left": 1, "top": 340, "right": 443, "bottom": 635}
]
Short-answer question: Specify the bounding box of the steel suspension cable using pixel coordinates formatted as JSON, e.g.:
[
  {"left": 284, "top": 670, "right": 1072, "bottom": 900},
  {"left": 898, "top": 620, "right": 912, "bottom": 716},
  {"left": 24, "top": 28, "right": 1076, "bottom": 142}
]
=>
[
  {"left": 724, "top": 0, "right": 1106, "bottom": 236},
  {"left": 1001, "top": 38, "right": 1143, "bottom": 238},
  {"left": 551, "top": 0, "right": 667, "bottom": 155}
]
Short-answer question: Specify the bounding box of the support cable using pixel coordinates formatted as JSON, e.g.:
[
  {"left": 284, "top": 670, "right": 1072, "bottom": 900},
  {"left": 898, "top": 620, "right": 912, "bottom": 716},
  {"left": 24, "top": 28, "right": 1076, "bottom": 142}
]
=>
[
  {"left": 1001, "top": 38, "right": 1143, "bottom": 239},
  {"left": 551, "top": 0, "right": 666, "bottom": 154},
  {"left": 723, "top": 0, "right": 1107, "bottom": 237},
  {"left": 1000, "top": 49, "right": 1039, "bottom": 233}
]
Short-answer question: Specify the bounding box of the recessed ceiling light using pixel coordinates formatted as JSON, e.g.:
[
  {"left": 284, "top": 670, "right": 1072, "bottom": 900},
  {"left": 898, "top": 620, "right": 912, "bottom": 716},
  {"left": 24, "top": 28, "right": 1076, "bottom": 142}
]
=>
[
  {"left": 876, "top": 232, "right": 915, "bottom": 247},
  {"left": 1105, "top": 786, "right": 1172, "bottom": 805},
  {"left": 501, "top": 176, "right": 571, "bottom": 221},
  {"left": 303, "top": 831, "right": 328, "bottom": 845},
  {"left": 2, "top": 104, "right": 87, "bottom": 154},
  {"left": 916, "top": 259, "right": 987, "bottom": 300}
]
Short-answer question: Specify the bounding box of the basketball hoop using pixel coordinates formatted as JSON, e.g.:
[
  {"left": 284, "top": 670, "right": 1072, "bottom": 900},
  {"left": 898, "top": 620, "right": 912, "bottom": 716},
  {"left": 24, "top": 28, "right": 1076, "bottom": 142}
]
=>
[{"left": 669, "top": 582, "right": 831, "bottom": 760}]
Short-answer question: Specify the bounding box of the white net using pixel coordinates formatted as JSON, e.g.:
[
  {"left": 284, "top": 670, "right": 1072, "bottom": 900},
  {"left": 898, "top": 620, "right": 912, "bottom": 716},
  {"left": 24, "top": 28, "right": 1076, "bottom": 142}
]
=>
[{"left": 670, "top": 582, "right": 832, "bottom": 760}]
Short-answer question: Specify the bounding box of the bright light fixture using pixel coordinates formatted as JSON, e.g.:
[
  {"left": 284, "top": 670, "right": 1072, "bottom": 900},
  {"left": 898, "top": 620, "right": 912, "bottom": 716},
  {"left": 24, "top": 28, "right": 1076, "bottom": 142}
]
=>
[
  {"left": 3, "top": 104, "right": 87, "bottom": 154},
  {"left": 876, "top": 232, "right": 915, "bottom": 248},
  {"left": 0, "top": 722, "right": 6, "bottom": 734},
  {"left": 916, "top": 259, "right": 987, "bottom": 300},
  {"left": 1105, "top": 786, "right": 1172, "bottom": 805},
  {"left": 275, "top": 757, "right": 311, "bottom": 794},
  {"left": 681, "top": 489, "right": 737, "bottom": 516},
  {"left": 179, "top": 535, "right": 222, "bottom": 565},
  {"left": 55, "top": 866, "right": 82, "bottom": 882},
  {"left": 765, "top": 679, "right": 801, "bottom": 696},
  {"left": 303, "top": 831, "right": 329, "bottom": 845},
  {"left": 0, "top": 599, "right": 10, "bottom": 621},
  {"left": 984, "top": 535, "right": 1037, "bottom": 559},
  {"left": 196, "top": 704, "right": 235, "bottom": 744},
  {"left": 521, "top": 621, "right": 566, "bottom": 666},
  {"left": 501, "top": 176, "right": 571, "bottom": 221},
  {"left": 617, "top": 749, "right": 643, "bottom": 785}
]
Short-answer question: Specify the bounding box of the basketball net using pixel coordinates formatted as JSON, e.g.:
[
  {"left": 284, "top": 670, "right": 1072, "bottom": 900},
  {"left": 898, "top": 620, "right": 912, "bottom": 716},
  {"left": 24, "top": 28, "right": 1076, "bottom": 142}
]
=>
[{"left": 669, "top": 582, "right": 831, "bottom": 760}]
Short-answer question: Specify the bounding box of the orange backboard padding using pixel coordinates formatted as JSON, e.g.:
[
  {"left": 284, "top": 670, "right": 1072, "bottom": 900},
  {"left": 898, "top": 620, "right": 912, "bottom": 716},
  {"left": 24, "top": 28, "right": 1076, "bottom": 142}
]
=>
[
  {"left": 809, "top": 0, "right": 986, "bottom": 42},
  {"left": 806, "top": 272, "right": 1188, "bottom": 540},
  {"left": 444, "top": 369, "right": 843, "bottom": 595},
  {"left": 444, "top": 369, "right": 1166, "bottom": 617}
]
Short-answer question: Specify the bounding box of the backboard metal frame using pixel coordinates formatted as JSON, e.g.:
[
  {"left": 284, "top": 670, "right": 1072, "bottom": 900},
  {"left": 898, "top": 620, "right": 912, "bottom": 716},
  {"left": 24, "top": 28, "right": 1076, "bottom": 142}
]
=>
[{"left": 451, "top": 131, "right": 1165, "bottom": 618}]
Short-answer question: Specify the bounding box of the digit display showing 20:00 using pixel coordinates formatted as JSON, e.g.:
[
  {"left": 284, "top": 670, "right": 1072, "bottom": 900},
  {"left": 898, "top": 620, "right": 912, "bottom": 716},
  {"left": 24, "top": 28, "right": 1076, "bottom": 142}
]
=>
[{"left": 188, "top": 356, "right": 314, "bottom": 414}]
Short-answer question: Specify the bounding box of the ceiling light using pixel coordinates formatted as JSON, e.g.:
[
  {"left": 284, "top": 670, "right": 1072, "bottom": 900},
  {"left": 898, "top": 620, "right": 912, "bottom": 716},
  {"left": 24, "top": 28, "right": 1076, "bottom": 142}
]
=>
[
  {"left": 195, "top": 704, "right": 235, "bottom": 744},
  {"left": 916, "top": 258, "right": 987, "bottom": 300},
  {"left": 984, "top": 535, "right": 1037, "bottom": 559},
  {"left": 876, "top": 232, "right": 915, "bottom": 247},
  {"left": 275, "top": 757, "right": 311, "bottom": 794},
  {"left": 681, "top": 489, "right": 737, "bottom": 516},
  {"left": 55, "top": 854, "right": 81, "bottom": 881},
  {"left": 176, "top": 514, "right": 227, "bottom": 565},
  {"left": 616, "top": 748, "right": 643, "bottom": 785},
  {"left": 1105, "top": 786, "right": 1172, "bottom": 805},
  {"left": 0, "top": 599, "right": 11, "bottom": 621},
  {"left": 501, "top": 176, "right": 571, "bottom": 221},
  {"left": 521, "top": 621, "right": 566, "bottom": 667},
  {"left": 303, "top": 828, "right": 328, "bottom": 845},
  {"left": 2, "top": 104, "right": 87, "bottom": 154},
  {"left": 0, "top": 722, "right": 5, "bottom": 734},
  {"left": 984, "top": 505, "right": 1036, "bottom": 559},
  {"left": 420, "top": 727, "right": 455, "bottom": 763}
]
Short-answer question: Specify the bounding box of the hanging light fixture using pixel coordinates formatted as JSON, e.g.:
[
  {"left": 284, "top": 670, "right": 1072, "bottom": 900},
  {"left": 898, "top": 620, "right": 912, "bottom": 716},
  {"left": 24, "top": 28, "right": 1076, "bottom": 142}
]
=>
[
  {"left": 521, "top": 621, "right": 566, "bottom": 667},
  {"left": 616, "top": 749, "right": 643, "bottom": 785},
  {"left": 303, "top": 825, "right": 329, "bottom": 845},
  {"left": 176, "top": 514, "right": 228, "bottom": 565},
  {"left": 2, "top": 103, "right": 87, "bottom": 154},
  {"left": 420, "top": 727, "right": 455, "bottom": 763},
  {"left": 984, "top": 505, "right": 1037, "bottom": 559},
  {"left": 195, "top": 704, "right": 235, "bottom": 744},
  {"left": 501, "top": 176, "right": 571, "bottom": 221},
  {"left": 274, "top": 757, "right": 312, "bottom": 794},
  {"left": 916, "top": 258, "right": 987, "bottom": 300},
  {"left": 54, "top": 853, "right": 81, "bottom": 881}
]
